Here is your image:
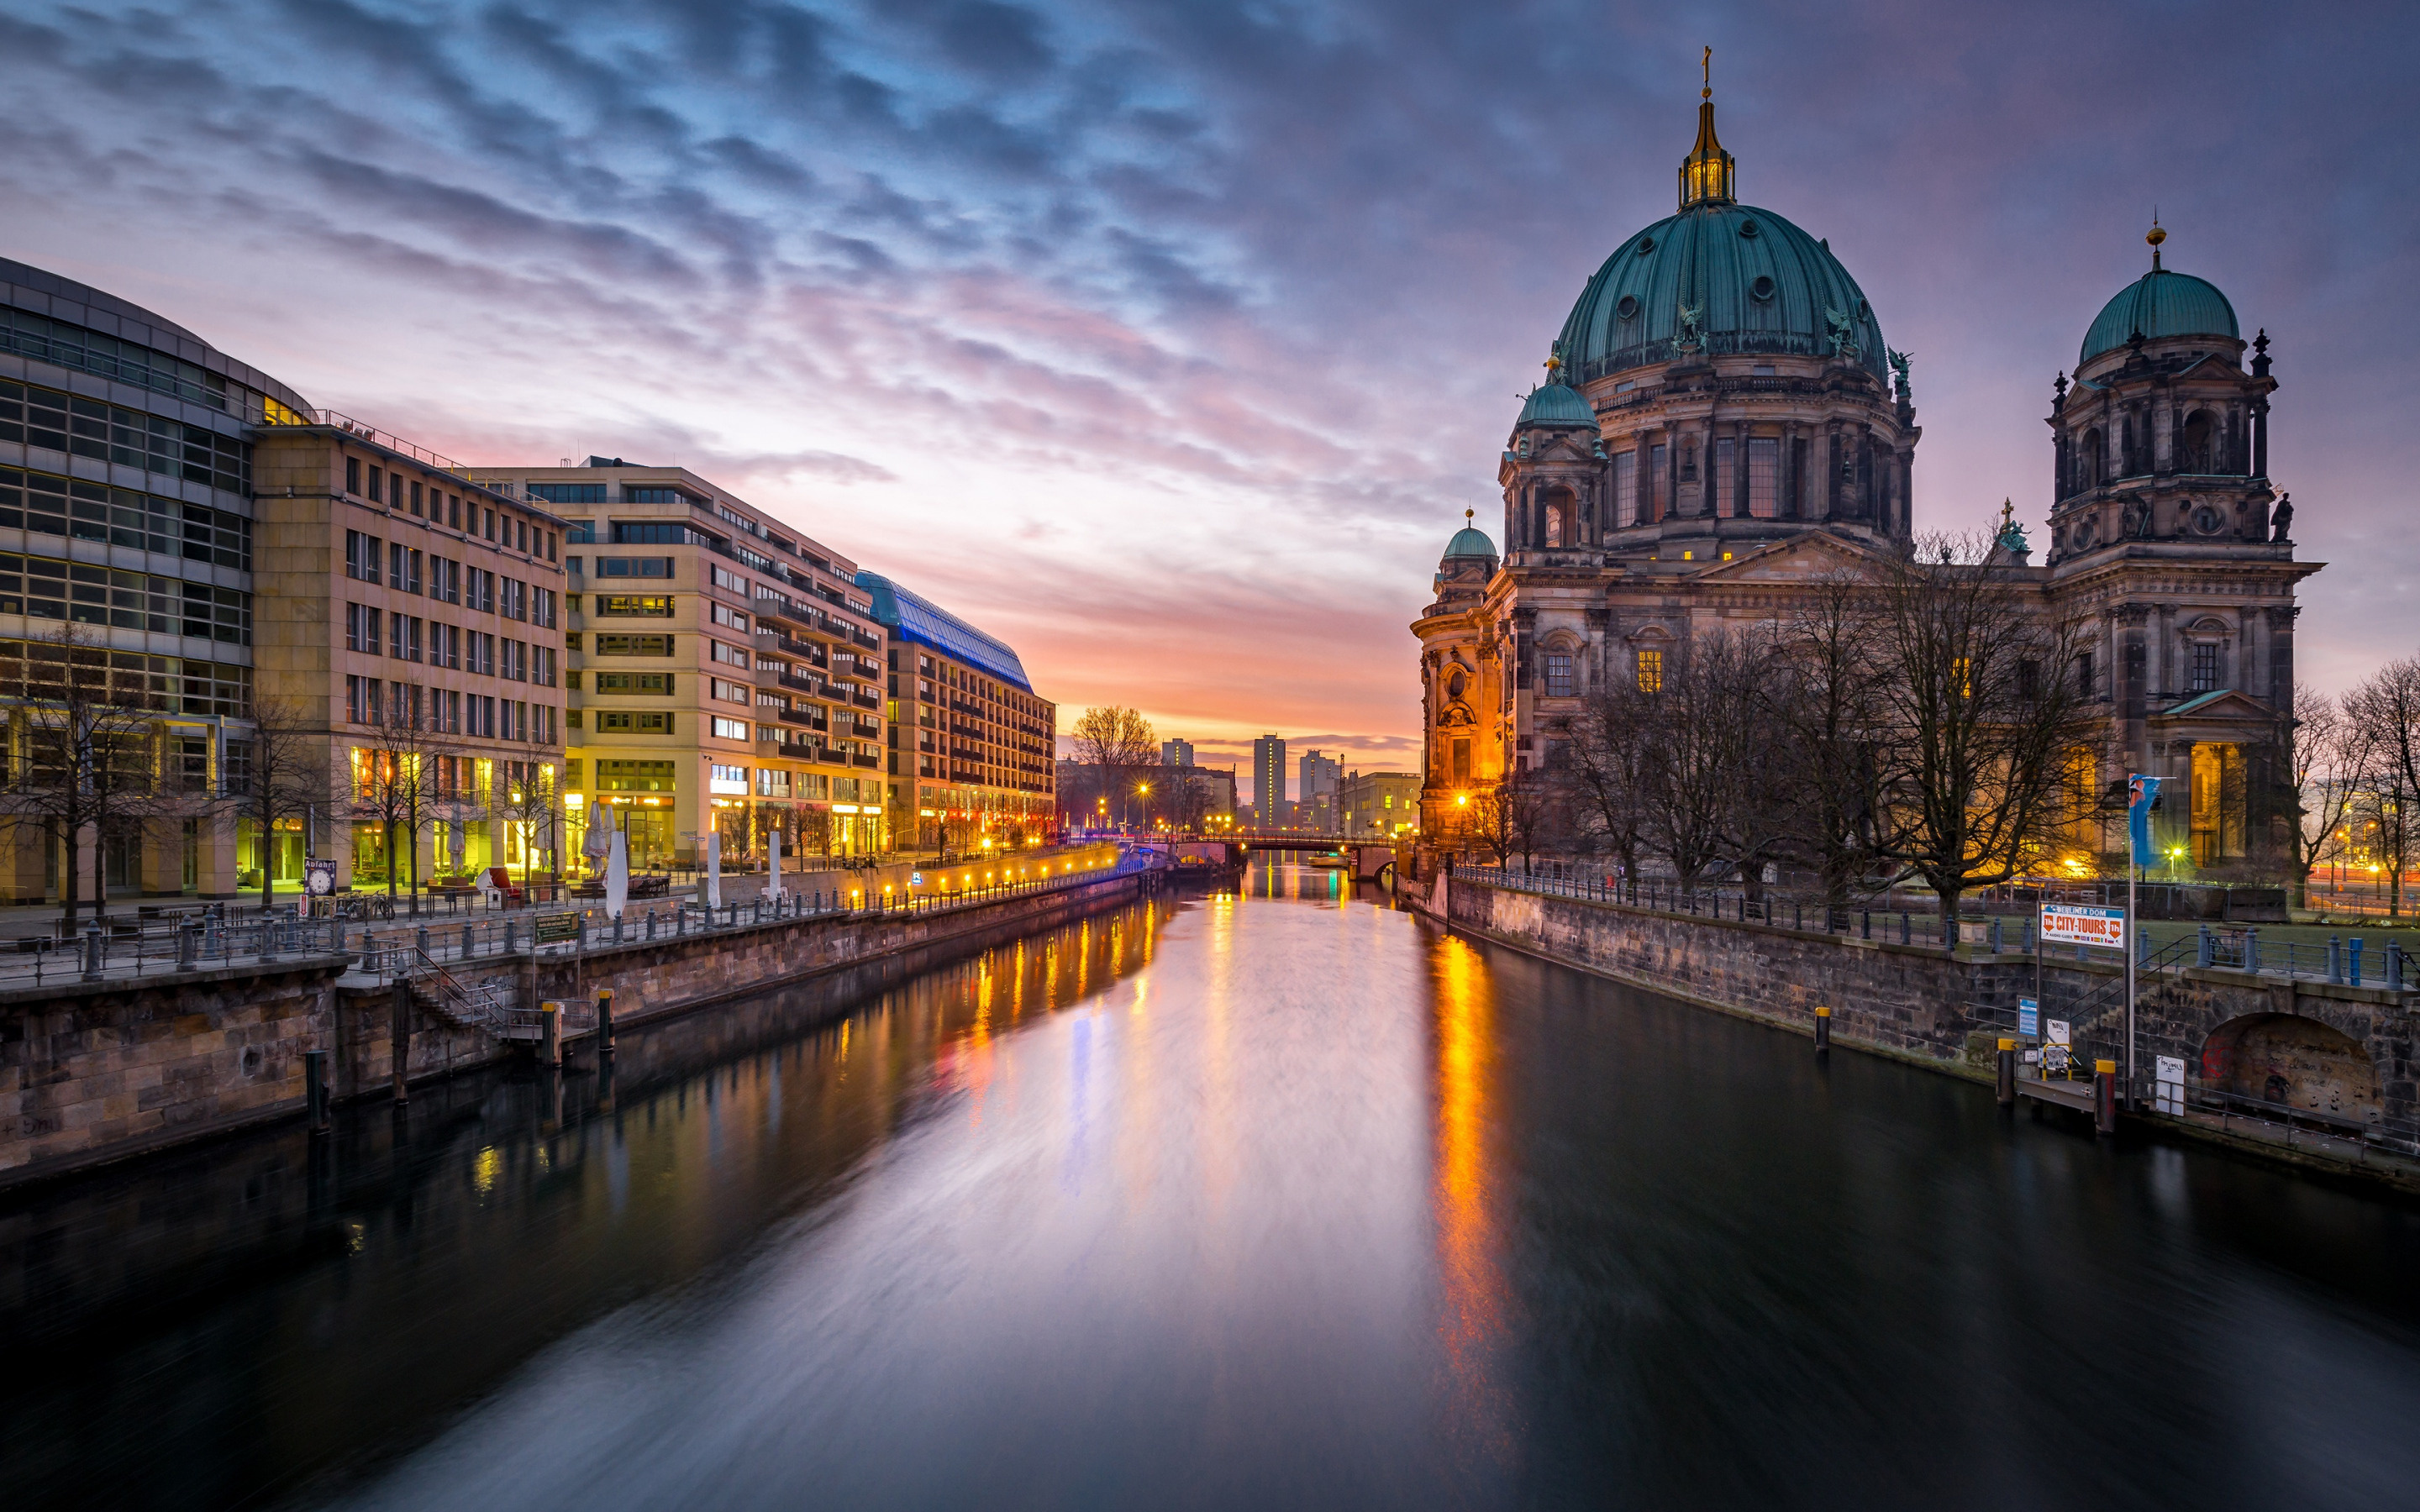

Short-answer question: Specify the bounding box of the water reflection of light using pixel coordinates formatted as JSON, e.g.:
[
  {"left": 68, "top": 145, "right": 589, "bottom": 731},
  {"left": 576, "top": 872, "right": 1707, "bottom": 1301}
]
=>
[{"left": 1433, "top": 932, "right": 1513, "bottom": 1462}]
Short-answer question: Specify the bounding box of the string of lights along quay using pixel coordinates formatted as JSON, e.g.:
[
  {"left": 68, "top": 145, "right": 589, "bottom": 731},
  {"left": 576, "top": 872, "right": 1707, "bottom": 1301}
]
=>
[{"left": 4, "top": 858, "right": 2417, "bottom": 1510}]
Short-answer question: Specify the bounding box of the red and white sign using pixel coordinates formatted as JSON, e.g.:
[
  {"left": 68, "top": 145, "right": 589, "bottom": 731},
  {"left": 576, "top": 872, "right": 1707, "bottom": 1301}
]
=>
[{"left": 2040, "top": 904, "right": 2126, "bottom": 949}]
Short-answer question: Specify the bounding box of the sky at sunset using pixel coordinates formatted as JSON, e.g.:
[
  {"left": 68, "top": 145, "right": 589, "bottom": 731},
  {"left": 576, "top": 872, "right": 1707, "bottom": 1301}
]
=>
[{"left": 3, "top": 1, "right": 2414, "bottom": 789}]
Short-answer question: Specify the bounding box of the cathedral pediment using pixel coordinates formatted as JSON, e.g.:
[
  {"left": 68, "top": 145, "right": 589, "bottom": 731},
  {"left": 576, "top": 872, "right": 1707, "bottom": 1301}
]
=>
[
  {"left": 1682, "top": 531, "right": 1897, "bottom": 582},
  {"left": 2149, "top": 689, "right": 2275, "bottom": 723}
]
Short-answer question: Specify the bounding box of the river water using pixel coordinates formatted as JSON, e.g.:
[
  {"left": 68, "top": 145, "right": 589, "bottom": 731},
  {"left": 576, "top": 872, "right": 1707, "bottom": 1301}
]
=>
[{"left": 7, "top": 862, "right": 2420, "bottom": 1510}]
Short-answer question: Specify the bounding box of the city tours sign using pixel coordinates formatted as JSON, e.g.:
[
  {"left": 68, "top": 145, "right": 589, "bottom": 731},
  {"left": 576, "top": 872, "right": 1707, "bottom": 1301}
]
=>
[{"left": 2039, "top": 903, "right": 2126, "bottom": 949}]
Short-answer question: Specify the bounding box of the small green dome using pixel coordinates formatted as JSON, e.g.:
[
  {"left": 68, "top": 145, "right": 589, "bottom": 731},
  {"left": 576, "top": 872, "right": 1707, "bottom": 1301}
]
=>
[
  {"left": 1444, "top": 523, "right": 1498, "bottom": 561},
  {"left": 1515, "top": 381, "right": 1597, "bottom": 428},
  {"left": 2081, "top": 269, "right": 2238, "bottom": 365}
]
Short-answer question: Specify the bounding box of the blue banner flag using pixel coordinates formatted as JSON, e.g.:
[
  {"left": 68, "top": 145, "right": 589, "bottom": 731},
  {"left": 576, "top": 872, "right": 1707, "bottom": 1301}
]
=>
[{"left": 2128, "top": 774, "right": 2162, "bottom": 867}]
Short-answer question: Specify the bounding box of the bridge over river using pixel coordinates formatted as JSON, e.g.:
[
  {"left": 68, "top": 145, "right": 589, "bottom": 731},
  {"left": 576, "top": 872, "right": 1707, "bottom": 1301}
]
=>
[{"left": 3, "top": 857, "right": 2415, "bottom": 1509}]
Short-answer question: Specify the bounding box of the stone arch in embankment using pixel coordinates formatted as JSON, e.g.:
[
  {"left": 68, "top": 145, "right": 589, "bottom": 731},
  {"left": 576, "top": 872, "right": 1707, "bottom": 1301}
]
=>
[{"left": 2199, "top": 1012, "right": 2382, "bottom": 1127}]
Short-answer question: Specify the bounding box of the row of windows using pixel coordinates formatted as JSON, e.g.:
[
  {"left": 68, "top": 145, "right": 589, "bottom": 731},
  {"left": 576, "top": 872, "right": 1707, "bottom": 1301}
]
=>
[
  {"left": 565, "top": 554, "right": 674, "bottom": 577},
  {"left": 344, "top": 602, "right": 557, "bottom": 685},
  {"left": 0, "top": 379, "right": 249, "bottom": 495},
  {"left": 0, "top": 466, "right": 250, "bottom": 568},
  {"left": 0, "top": 551, "right": 250, "bottom": 643},
  {"left": 0, "top": 639, "right": 250, "bottom": 717},
  {"left": 343, "top": 676, "right": 555, "bottom": 743},
  {"left": 347, "top": 459, "right": 555, "bottom": 559},
  {"left": 592, "top": 671, "right": 674, "bottom": 694},
  {"left": 344, "top": 531, "right": 556, "bottom": 625},
  {"left": 0, "top": 307, "right": 239, "bottom": 412}
]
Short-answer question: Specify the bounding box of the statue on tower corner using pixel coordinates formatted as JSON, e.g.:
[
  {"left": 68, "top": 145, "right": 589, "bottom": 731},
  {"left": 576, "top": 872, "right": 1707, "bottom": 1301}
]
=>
[
  {"left": 2270, "top": 491, "right": 2293, "bottom": 543},
  {"left": 1887, "top": 348, "right": 1913, "bottom": 401}
]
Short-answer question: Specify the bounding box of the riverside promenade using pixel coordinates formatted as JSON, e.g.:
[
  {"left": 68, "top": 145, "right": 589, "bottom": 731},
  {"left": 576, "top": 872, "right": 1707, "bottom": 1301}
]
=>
[{"left": 1, "top": 846, "right": 1155, "bottom": 1189}]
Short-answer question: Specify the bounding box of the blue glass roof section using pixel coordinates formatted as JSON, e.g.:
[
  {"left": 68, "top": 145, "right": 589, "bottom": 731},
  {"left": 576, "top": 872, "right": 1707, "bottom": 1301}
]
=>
[{"left": 855, "top": 572, "right": 1034, "bottom": 692}]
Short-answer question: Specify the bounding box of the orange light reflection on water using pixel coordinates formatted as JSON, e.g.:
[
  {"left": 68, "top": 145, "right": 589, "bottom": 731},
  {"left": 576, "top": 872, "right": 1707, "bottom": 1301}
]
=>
[{"left": 1432, "top": 932, "right": 1515, "bottom": 1462}]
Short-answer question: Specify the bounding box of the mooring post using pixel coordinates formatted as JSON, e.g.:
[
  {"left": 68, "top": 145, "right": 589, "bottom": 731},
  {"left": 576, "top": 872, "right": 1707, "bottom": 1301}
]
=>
[
  {"left": 176, "top": 919, "right": 198, "bottom": 971},
  {"left": 1813, "top": 1005, "right": 1831, "bottom": 1055},
  {"left": 2093, "top": 1059, "right": 2118, "bottom": 1136},
  {"left": 2349, "top": 937, "right": 2364, "bottom": 988},
  {"left": 2328, "top": 935, "right": 2343, "bottom": 985},
  {"left": 1996, "top": 1038, "right": 2016, "bottom": 1106},
  {"left": 305, "top": 1047, "right": 330, "bottom": 1132},
  {"left": 389, "top": 977, "right": 412, "bottom": 1105},
  {"left": 597, "top": 986, "right": 616, "bottom": 1058},
  {"left": 539, "top": 1001, "right": 561, "bottom": 1067}
]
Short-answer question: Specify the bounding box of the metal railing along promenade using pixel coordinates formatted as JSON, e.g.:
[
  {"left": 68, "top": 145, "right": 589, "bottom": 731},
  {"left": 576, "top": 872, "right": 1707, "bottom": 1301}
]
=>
[{"left": 1450, "top": 864, "right": 2417, "bottom": 991}]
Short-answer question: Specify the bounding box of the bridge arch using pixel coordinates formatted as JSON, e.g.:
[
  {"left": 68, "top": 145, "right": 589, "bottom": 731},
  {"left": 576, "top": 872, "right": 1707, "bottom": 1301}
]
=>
[{"left": 2199, "top": 1012, "right": 2380, "bottom": 1125}]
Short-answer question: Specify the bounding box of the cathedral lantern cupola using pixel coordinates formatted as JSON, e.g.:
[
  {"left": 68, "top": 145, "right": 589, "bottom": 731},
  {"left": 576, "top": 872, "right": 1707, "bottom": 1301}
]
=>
[{"left": 1679, "top": 48, "right": 1735, "bottom": 209}]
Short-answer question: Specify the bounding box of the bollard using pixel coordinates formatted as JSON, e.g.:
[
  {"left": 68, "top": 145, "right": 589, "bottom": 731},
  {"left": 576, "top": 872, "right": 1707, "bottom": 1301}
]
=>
[
  {"left": 2196, "top": 923, "right": 2212, "bottom": 969},
  {"left": 1996, "top": 1037, "right": 2016, "bottom": 1107},
  {"left": 1861, "top": 910, "right": 1871, "bottom": 940},
  {"left": 1990, "top": 917, "right": 2002, "bottom": 954},
  {"left": 82, "top": 921, "right": 103, "bottom": 981},
  {"left": 2349, "top": 937, "right": 2364, "bottom": 988},
  {"left": 1813, "top": 1005, "right": 1831, "bottom": 1054},
  {"left": 2245, "top": 929, "right": 2260, "bottom": 974},
  {"left": 305, "top": 1048, "right": 330, "bottom": 1132},
  {"left": 258, "top": 913, "right": 278, "bottom": 963},
  {"left": 2391, "top": 942, "right": 2406, "bottom": 994},
  {"left": 539, "top": 1002, "right": 561, "bottom": 1066},
  {"left": 2328, "top": 935, "right": 2343, "bottom": 985},
  {"left": 177, "top": 919, "right": 199, "bottom": 970},
  {"left": 505, "top": 917, "right": 518, "bottom": 953},
  {"left": 597, "top": 987, "right": 616, "bottom": 1059},
  {"left": 333, "top": 919, "right": 348, "bottom": 957},
  {"left": 1900, "top": 911, "right": 1910, "bottom": 946},
  {"left": 613, "top": 912, "right": 624, "bottom": 944},
  {"left": 2093, "top": 1059, "right": 2118, "bottom": 1136},
  {"left": 577, "top": 915, "right": 589, "bottom": 949},
  {"left": 647, "top": 909, "right": 657, "bottom": 941},
  {"left": 417, "top": 924, "right": 430, "bottom": 958}
]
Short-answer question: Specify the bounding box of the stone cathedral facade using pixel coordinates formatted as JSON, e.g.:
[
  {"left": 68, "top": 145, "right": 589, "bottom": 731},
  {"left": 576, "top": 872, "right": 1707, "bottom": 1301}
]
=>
[{"left": 1414, "top": 87, "right": 2318, "bottom": 877}]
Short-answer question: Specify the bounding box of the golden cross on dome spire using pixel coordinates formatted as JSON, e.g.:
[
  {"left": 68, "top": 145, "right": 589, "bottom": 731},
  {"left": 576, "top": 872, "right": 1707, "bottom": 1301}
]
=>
[{"left": 1680, "top": 46, "right": 1734, "bottom": 210}]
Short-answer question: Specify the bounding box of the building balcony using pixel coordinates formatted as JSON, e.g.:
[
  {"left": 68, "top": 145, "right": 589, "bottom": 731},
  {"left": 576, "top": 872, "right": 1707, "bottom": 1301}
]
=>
[
  {"left": 776, "top": 706, "right": 821, "bottom": 727},
  {"left": 850, "top": 627, "right": 881, "bottom": 651},
  {"left": 778, "top": 669, "right": 825, "bottom": 697},
  {"left": 851, "top": 690, "right": 881, "bottom": 710},
  {"left": 851, "top": 752, "right": 880, "bottom": 768}
]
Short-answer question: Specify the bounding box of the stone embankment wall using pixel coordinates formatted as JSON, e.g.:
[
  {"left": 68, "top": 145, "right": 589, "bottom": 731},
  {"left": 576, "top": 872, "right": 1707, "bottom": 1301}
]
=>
[
  {"left": 1438, "top": 874, "right": 2420, "bottom": 1156},
  {"left": 1, "top": 871, "right": 1143, "bottom": 1188}
]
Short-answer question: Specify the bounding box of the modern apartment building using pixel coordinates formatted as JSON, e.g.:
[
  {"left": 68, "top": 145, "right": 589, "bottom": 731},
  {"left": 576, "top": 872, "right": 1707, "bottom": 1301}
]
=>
[
  {"left": 1339, "top": 770, "right": 1421, "bottom": 839},
  {"left": 860, "top": 574, "right": 1055, "bottom": 853},
  {"left": 467, "top": 460, "right": 889, "bottom": 865},
  {"left": 0, "top": 254, "right": 569, "bottom": 901},
  {"left": 1251, "top": 735, "right": 1286, "bottom": 828},
  {"left": 254, "top": 423, "right": 569, "bottom": 890},
  {"left": 1298, "top": 749, "right": 1343, "bottom": 833},
  {"left": 1160, "top": 738, "right": 1193, "bottom": 768}
]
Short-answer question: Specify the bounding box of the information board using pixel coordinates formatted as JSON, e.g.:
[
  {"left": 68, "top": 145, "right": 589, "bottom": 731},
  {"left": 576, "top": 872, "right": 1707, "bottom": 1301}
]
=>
[
  {"left": 533, "top": 911, "right": 581, "bottom": 945},
  {"left": 2155, "top": 1055, "right": 2186, "bottom": 1115},
  {"left": 2018, "top": 997, "right": 2039, "bottom": 1038},
  {"left": 2039, "top": 903, "right": 2126, "bottom": 949}
]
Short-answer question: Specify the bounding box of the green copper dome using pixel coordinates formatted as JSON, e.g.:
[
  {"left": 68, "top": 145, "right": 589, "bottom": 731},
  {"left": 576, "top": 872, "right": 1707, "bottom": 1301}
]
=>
[
  {"left": 1555, "top": 201, "right": 1888, "bottom": 384},
  {"left": 1514, "top": 381, "right": 1597, "bottom": 428},
  {"left": 2079, "top": 268, "right": 2238, "bottom": 365},
  {"left": 1444, "top": 522, "right": 1498, "bottom": 561}
]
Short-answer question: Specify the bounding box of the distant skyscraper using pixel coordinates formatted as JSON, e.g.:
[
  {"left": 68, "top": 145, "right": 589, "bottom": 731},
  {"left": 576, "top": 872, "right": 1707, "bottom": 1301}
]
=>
[
  {"left": 1161, "top": 738, "right": 1194, "bottom": 767},
  {"left": 1299, "top": 750, "right": 1342, "bottom": 832},
  {"left": 1252, "top": 735, "right": 1286, "bottom": 827}
]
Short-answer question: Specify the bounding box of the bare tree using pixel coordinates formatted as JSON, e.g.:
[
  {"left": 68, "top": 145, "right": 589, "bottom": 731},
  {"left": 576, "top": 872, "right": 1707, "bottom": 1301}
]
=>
[
  {"left": 1499, "top": 766, "right": 1564, "bottom": 874},
  {"left": 0, "top": 622, "right": 179, "bottom": 930},
  {"left": 1555, "top": 675, "right": 1655, "bottom": 885},
  {"left": 344, "top": 702, "right": 450, "bottom": 904},
  {"left": 1865, "top": 533, "right": 2096, "bottom": 935},
  {"left": 2284, "top": 687, "right": 2374, "bottom": 911},
  {"left": 1069, "top": 706, "right": 1158, "bottom": 827},
  {"left": 225, "top": 700, "right": 334, "bottom": 913},
  {"left": 1634, "top": 629, "right": 1771, "bottom": 890},
  {"left": 2345, "top": 658, "right": 2420, "bottom": 916},
  {"left": 1770, "top": 571, "right": 1891, "bottom": 908}
]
